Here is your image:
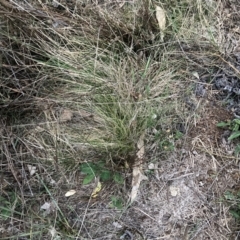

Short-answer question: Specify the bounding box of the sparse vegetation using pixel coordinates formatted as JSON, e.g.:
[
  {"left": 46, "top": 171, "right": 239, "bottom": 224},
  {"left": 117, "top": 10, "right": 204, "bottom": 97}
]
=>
[
  {"left": 224, "top": 191, "right": 240, "bottom": 220},
  {"left": 80, "top": 161, "right": 124, "bottom": 184},
  {"left": 217, "top": 119, "right": 240, "bottom": 156},
  {"left": 1, "top": 0, "right": 240, "bottom": 239}
]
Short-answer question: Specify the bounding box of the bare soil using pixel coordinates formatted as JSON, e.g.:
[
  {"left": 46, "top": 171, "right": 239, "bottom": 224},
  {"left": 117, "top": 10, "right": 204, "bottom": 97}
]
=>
[{"left": 61, "top": 94, "right": 240, "bottom": 239}]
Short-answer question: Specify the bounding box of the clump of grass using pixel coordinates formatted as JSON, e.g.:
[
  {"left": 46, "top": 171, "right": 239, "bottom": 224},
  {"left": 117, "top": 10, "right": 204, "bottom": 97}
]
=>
[{"left": 0, "top": 0, "right": 226, "bottom": 238}]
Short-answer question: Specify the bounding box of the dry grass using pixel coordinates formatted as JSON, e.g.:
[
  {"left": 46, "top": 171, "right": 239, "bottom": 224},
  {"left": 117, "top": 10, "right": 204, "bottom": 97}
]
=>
[{"left": 1, "top": 0, "right": 239, "bottom": 239}]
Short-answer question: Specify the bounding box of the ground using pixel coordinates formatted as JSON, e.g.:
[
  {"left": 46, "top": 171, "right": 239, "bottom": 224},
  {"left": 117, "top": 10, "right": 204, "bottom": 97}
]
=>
[
  {"left": 59, "top": 95, "right": 239, "bottom": 239},
  {"left": 1, "top": 0, "right": 240, "bottom": 239}
]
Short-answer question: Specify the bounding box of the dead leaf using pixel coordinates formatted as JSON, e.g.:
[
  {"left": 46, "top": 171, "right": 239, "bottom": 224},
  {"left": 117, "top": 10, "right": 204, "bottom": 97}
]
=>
[
  {"left": 130, "top": 132, "right": 148, "bottom": 203},
  {"left": 156, "top": 6, "right": 166, "bottom": 31},
  {"left": 136, "top": 132, "right": 145, "bottom": 160},
  {"left": 27, "top": 165, "right": 37, "bottom": 176},
  {"left": 49, "top": 178, "right": 56, "bottom": 186},
  {"left": 130, "top": 167, "right": 148, "bottom": 202},
  {"left": 49, "top": 226, "right": 57, "bottom": 238},
  {"left": 113, "top": 222, "right": 123, "bottom": 229},
  {"left": 148, "top": 163, "right": 155, "bottom": 170},
  {"left": 40, "top": 202, "right": 51, "bottom": 210},
  {"left": 65, "top": 189, "right": 76, "bottom": 197},
  {"left": 91, "top": 181, "right": 102, "bottom": 198},
  {"left": 118, "top": 1, "right": 125, "bottom": 8},
  {"left": 124, "top": 161, "right": 130, "bottom": 169},
  {"left": 34, "top": 126, "right": 45, "bottom": 133},
  {"left": 152, "top": 114, "right": 157, "bottom": 119},
  {"left": 59, "top": 109, "right": 73, "bottom": 122},
  {"left": 40, "top": 201, "right": 57, "bottom": 215},
  {"left": 156, "top": 5, "right": 166, "bottom": 41},
  {"left": 192, "top": 71, "right": 200, "bottom": 80},
  {"left": 40, "top": 202, "right": 52, "bottom": 216},
  {"left": 169, "top": 186, "right": 180, "bottom": 196}
]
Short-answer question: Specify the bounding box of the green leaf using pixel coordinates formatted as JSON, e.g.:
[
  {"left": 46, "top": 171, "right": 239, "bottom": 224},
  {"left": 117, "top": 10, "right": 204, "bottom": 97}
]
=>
[
  {"left": 110, "top": 196, "right": 123, "bottom": 209},
  {"left": 216, "top": 121, "right": 231, "bottom": 127},
  {"left": 100, "top": 169, "right": 111, "bottom": 181},
  {"left": 97, "top": 162, "right": 105, "bottom": 169},
  {"left": 0, "top": 196, "right": 8, "bottom": 203},
  {"left": 233, "top": 119, "right": 240, "bottom": 125},
  {"left": 80, "top": 163, "right": 92, "bottom": 174},
  {"left": 80, "top": 163, "right": 97, "bottom": 174},
  {"left": 230, "top": 209, "right": 240, "bottom": 219},
  {"left": 174, "top": 130, "right": 183, "bottom": 140},
  {"left": 83, "top": 174, "right": 95, "bottom": 185},
  {"left": 228, "top": 131, "right": 240, "bottom": 140},
  {"left": 233, "top": 124, "right": 239, "bottom": 132},
  {"left": 224, "top": 191, "right": 235, "bottom": 200},
  {"left": 113, "top": 173, "right": 124, "bottom": 184},
  {"left": 0, "top": 207, "right": 12, "bottom": 220},
  {"left": 235, "top": 145, "right": 240, "bottom": 156}
]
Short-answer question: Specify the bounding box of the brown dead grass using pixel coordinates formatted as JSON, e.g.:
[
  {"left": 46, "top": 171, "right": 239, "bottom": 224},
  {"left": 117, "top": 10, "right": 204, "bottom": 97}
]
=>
[{"left": 1, "top": 0, "right": 240, "bottom": 239}]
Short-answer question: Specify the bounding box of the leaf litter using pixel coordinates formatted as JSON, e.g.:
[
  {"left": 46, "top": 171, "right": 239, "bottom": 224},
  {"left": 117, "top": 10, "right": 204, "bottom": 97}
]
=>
[
  {"left": 91, "top": 181, "right": 102, "bottom": 198},
  {"left": 65, "top": 149, "right": 237, "bottom": 239},
  {"left": 156, "top": 5, "right": 166, "bottom": 41},
  {"left": 130, "top": 132, "right": 148, "bottom": 203},
  {"left": 65, "top": 87, "right": 239, "bottom": 238},
  {"left": 65, "top": 189, "right": 76, "bottom": 197}
]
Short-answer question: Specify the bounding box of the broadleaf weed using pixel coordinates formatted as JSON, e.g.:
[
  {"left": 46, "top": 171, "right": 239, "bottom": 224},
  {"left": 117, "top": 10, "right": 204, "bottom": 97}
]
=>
[
  {"left": 217, "top": 119, "right": 240, "bottom": 156},
  {"left": 80, "top": 162, "right": 123, "bottom": 185}
]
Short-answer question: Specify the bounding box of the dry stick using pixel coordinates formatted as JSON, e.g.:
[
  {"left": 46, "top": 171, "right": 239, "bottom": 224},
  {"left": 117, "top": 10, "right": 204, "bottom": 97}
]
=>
[
  {"left": 75, "top": 195, "right": 93, "bottom": 240},
  {"left": 2, "top": 141, "right": 25, "bottom": 202},
  {"left": 0, "top": 0, "right": 16, "bottom": 10},
  {"left": 94, "top": 27, "right": 101, "bottom": 79},
  {"left": 169, "top": 172, "right": 194, "bottom": 181},
  {"left": 216, "top": 53, "right": 240, "bottom": 77},
  {"left": 235, "top": 231, "right": 240, "bottom": 240},
  {"left": 10, "top": 137, "right": 34, "bottom": 197},
  {"left": 132, "top": 207, "right": 159, "bottom": 223}
]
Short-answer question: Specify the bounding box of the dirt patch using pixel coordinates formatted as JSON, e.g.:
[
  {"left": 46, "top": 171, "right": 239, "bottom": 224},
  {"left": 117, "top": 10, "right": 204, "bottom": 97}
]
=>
[
  {"left": 57, "top": 90, "right": 240, "bottom": 239},
  {"left": 61, "top": 149, "right": 239, "bottom": 239},
  {"left": 188, "top": 97, "right": 234, "bottom": 147}
]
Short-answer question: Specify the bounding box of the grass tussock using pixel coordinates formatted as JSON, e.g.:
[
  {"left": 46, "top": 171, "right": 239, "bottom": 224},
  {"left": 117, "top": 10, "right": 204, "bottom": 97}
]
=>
[{"left": 0, "top": 0, "right": 233, "bottom": 238}]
